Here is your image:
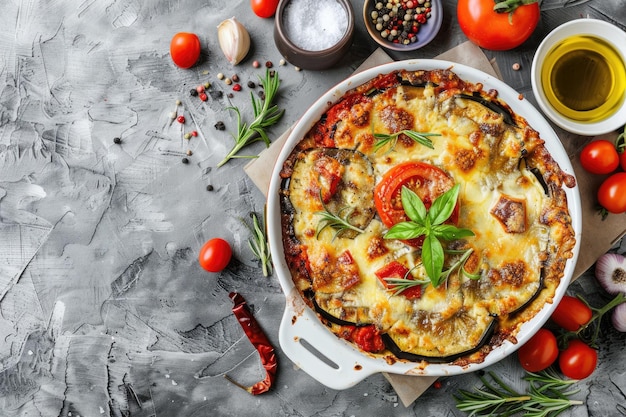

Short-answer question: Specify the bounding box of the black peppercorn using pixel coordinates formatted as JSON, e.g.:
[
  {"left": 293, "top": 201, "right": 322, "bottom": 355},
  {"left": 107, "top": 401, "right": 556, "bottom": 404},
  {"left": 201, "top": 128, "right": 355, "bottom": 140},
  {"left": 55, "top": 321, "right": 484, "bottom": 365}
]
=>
[
  {"left": 247, "top": 81, "right": 256, "bottom": 88},
  {"left": 113, "top": 137, "right": 121, "bottom": 144},
  {"left": 209, "top": 90, "right": 223, "bottom": 100},
  {"left": 206, "top": 184, "right": 214, "bottom": 191},
  {"left": 214, "top": 121, "right": 226, "bottom": 130},
  {"left": 182, "top": 157, "right": 189, "bottom": 164},
  {"left": 190, "top": 89, "right": 198, "bottom": 96}
]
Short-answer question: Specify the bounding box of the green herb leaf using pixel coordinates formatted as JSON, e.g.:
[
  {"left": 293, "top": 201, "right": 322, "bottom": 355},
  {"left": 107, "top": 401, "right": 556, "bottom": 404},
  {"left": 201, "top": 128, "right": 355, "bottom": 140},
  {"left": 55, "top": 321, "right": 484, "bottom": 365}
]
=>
[
  {"left": 382, "top": 185, "right": 475, "bottom": 288},
  {"left": 218, "top": 69, "right": 284, "bottom": 167},
  {"left": 373, "top": 130, "right": 439, "bottom": 153},
  {"left": 384, "top": 221, "right": 428, "bottom": 241},
  {"left": 428, "top": 184, "right": 460, "bottom": 225},
  {"left": 401, "top": 185, "right": 427, "bottom": 223},
  {"left": 384, "top": 276, "right": 430, "bottom": 296},
  {"left": 422, "top": 233, "right": 444, "bottom": 287},
  {"left": 432, "top": 224, "right": 475, "bottom": 241},
  {"left": 314, "top": 192, "right": 365, "bottom": 241},
  {"left": 455, "top": 369, "right": 583, "bottom": 417},
  {"left": 241, "top": 211, "right": 273, "bottom": 277}
]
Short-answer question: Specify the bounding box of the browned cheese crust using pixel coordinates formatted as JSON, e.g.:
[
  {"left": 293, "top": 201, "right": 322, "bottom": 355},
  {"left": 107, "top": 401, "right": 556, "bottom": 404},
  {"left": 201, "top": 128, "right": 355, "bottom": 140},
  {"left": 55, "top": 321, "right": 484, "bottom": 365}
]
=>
[{"left": 279, "top": 69, "right": 576, "bottom": 364}]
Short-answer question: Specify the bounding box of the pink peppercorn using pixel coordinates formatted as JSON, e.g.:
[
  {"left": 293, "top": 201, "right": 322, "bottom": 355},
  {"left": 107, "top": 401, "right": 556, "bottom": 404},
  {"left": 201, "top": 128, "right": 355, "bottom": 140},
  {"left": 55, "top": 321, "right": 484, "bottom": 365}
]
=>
[
  {"left": 177, "top": 115, "right": 185, "bottom": 124},
  {"left": 191, "top": 130, "right": 198, "bottom": 137},
  {"left": 233, "top": 83, "right": 242, "bottom": 92},
  {"left": 199, "top": 93, "right": 208, "bottom": 101},
  {"left": 196, "top": 85, "right": 205, "bottom": 94}
]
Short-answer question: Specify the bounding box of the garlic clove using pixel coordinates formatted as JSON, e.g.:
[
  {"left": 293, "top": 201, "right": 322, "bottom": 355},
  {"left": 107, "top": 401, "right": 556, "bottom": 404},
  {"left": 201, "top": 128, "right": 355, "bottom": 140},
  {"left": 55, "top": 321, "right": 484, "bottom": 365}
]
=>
[
  {"left": 612, "top": 302, "right": 626, "bottom": 332},
  {"left": 217, "top": 17, "right": 250, "bottom": 66}
]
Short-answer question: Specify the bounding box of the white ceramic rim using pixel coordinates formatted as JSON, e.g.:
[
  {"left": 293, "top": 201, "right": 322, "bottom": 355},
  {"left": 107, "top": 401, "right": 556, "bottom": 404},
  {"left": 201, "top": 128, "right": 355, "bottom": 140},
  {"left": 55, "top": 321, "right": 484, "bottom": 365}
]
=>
[
  {"left": 531, "top": 18, "right": 626, "bottom": 136},
  {"left": 267, "top": 60, "right": 582, "bottom": 387}
]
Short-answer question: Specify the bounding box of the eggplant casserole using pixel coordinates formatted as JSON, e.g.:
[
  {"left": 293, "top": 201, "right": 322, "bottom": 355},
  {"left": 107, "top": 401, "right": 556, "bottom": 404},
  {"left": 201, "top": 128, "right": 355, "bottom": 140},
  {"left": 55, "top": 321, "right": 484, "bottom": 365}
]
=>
[{"left": 278, "top": 69, "right": 576, "bottom": 365}]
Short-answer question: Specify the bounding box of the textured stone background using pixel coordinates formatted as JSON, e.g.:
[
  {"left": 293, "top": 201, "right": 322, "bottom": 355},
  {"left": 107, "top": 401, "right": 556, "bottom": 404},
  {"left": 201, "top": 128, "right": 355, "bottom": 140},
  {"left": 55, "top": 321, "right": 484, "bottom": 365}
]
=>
[{"left": 0, "top": 0, "right": 625, "bottom": 416}]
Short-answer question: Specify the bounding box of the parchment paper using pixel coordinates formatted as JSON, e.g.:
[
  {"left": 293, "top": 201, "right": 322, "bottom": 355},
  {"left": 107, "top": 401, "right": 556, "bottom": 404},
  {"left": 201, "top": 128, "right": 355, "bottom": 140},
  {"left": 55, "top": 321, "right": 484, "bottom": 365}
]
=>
[{"left": 244, "top": 41, "right": 626, "bottom": 407}]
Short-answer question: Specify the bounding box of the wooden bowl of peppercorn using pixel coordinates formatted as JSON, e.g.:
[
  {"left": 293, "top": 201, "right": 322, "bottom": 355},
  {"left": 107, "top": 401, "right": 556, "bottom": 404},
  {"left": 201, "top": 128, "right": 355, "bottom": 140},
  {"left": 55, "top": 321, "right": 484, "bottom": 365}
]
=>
[{"left": 363, "top": 0, "right": 443, "bottom": 51}]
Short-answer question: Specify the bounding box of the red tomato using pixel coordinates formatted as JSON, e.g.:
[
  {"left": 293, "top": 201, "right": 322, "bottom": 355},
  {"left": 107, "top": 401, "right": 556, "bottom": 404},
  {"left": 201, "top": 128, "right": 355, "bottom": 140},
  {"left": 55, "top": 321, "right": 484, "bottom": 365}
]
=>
[
  {"left": 551, "top": 295, "right": 593, "bottom": 331},
  {"left": 199, "top": 238, "right": 232, "bottom": 272},
  {"left": 170, "top": 32, "right": 201, "bottom": 69},
  {"left": 579, "top": 140, "right": 619, "bottom": 175},
  {"left": 251, "top": 0, "right": 279, "bottom": 18},
  {"left": 559, "top": 339, "right": 597, "bottom": 379},
  {"left": 517, "top": 328, "right": 559, "bottom": 372},
  {"left": 620, "top": 150, "right": 626, "bottom": 172},
  {"left": 349, "top": 325, "right": 385, "bottom": 352},
  {"left": 457, "top": 0, "right": 540, "bottom": 50},
  {"left": 598, "top": 172, "right": 626, "bottom": 214},
  {"left": 374, "top": 162, "right": 458, "bottom": 246},
  {"left": 375, "top": 261, "right": 422, "bottom": 299}
]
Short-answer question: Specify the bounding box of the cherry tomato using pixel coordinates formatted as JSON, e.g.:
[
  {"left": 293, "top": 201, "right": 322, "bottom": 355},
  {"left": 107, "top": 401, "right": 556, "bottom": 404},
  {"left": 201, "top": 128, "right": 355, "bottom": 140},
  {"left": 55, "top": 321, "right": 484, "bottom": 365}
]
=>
[
  {"left": 559, "top": 339, "right": 597, "bottom": 379},
  {"left": 579, "top": 140, "right": 619, "bottom": 175},
  {"left": 619, "top": 150, "right": 626, "bottom": 172},
  {"left": 457, "top": 0, "right": 540, "bottom": 50},
  {"left": 550, "top": 295, "right": 593, "bottom": 331},
  {"left": 251, "top": 0, "right": 279, "bottom": 18},
  {"left": 517, "top": 328, "right": 559, "bottom": 372},
  {"left": 170, "top": 32, "right": 201, "bottom": 69},
  {"left": 598, "top": 172, "right": 626, "bottom": 214},
  {"left": 199, "top": 238, "right": 232, "bottom": 272},
  {"left": 374, "top": 162, "right": 459, "bottom": 247}
]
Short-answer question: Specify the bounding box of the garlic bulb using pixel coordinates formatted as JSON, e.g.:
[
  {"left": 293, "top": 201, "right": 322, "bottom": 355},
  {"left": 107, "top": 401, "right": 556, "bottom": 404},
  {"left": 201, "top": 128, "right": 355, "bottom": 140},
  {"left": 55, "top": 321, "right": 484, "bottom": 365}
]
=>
[
  {"left": 217, "top": 17, "right": 250, "bottom": 65},
  {"left": 595, "top": 252, "right": 626, "bottom": 295}
]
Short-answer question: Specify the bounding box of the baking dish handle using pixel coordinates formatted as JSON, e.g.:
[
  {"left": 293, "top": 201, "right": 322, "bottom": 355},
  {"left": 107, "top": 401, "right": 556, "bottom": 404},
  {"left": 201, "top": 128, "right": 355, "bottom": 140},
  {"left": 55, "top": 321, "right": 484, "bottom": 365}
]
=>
[{"left": 278, "top": 290, "right": 379, "bottom": 390}]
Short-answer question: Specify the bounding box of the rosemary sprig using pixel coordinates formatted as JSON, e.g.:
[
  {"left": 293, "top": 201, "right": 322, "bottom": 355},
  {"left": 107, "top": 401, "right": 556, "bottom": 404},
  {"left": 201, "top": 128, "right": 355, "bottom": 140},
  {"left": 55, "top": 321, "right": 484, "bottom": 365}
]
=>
[
  {"left": 384, "top": 250, "right": 478, "bottom": 296},
  {"left": 314, "top": 192, "right": 365, "bottom": 241},
  {"left": 384, "top": 276, "right": 430, "bottom": 296},
  {"left": 217, "top": 69, "right": 284, "bottom": 167},
  {"left": 242, "top": 211, "right": 272, "bottom": 277},
  {"left": 440, "top": 248, "right": 481, "bottom": 282},
  {"left": 373, "top": 129, "right": 439, "bottom": 153},
  {"left": 455, "top": 369, "right": 583, "bottom": 417}
]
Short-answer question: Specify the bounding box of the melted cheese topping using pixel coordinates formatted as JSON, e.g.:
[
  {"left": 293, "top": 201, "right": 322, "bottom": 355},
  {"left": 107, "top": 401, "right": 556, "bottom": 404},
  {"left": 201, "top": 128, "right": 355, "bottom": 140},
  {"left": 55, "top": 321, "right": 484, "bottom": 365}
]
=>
[{"left": 280, "top": 70, "right": 576, "bottom": 363}]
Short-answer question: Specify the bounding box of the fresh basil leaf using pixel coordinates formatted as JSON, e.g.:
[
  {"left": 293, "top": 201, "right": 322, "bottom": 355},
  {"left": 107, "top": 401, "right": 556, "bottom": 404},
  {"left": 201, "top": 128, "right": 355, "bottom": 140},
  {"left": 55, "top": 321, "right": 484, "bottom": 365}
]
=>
[
  {"left": 401, "top": 186, "right": 427, "bottom": 224},
  {"left": 432, "top": 224, "right": 475, "bottom": 241},
  {"left": 385, "top": 222, "right": 428, "bottom": 240},
  {"left": 422, "top": 234, "right": 444, "bottom": 287},
  {"left": 428, "top": 184, "right": 461, "bottom": 225}
]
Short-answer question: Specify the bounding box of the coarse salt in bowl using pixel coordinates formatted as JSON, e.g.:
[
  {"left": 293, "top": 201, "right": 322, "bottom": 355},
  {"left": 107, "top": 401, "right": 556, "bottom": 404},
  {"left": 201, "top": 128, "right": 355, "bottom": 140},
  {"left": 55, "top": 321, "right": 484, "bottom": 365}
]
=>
[{"left": 274, "top": 0, "right": 355, "bottom": 70}]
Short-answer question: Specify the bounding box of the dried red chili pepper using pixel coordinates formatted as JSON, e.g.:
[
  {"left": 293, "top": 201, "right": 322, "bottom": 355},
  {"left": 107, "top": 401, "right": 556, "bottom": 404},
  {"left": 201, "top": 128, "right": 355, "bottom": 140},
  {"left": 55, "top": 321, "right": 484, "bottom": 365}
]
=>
[{"left": 224, "top": 292, "right": 277, "bottom": 395}]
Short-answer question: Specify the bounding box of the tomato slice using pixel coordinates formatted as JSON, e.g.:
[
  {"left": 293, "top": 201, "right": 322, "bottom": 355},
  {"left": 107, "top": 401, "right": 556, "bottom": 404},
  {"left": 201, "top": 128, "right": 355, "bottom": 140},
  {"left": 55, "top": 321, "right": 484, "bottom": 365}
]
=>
[{"left": 374, "top": 161, "right": 458, "bottom": 246}]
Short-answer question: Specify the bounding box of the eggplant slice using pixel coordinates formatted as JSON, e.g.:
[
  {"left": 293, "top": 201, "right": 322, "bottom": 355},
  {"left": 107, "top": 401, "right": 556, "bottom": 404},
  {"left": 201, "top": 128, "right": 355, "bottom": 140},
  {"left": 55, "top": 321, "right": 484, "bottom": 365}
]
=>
[
  {"left": 286, "top": 147, "right": 376, "bottom": 239},
  {"left": 382, "top": 314, "right": 497, "bottom": 363}
]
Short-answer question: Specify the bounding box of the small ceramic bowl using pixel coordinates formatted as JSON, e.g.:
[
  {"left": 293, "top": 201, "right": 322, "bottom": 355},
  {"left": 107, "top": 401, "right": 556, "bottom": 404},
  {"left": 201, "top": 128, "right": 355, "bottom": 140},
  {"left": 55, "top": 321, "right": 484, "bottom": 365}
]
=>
[
  {"left": 531, "top": 19, "right": 626, "bottom": 136},
  {"left": 363, "top": 0, "right": 443, "bottom": 52},
  {"left": 274, "top": 0, "right": 354, "bottom": 71}
]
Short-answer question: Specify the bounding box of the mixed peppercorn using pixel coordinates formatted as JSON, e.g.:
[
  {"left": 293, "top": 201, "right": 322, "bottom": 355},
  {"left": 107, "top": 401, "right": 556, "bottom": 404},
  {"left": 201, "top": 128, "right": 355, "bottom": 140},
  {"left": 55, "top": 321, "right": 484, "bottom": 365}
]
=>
[{"left": 369, "top": 0, "right": 433, "bottom": 45}]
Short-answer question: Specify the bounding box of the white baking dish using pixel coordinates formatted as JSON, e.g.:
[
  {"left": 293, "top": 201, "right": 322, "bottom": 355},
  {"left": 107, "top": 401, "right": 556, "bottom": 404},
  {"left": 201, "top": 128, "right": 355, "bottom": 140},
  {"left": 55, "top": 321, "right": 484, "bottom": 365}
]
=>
[{"left": 266, "top": 60, "right": 582, "bottom": 389}]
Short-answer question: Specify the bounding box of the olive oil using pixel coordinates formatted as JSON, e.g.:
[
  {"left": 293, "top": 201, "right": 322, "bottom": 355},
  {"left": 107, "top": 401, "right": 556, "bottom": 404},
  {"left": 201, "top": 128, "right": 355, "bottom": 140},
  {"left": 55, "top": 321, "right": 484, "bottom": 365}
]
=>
[{"left": 541, "top": 35, "right": 626, "bottom": 122}]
